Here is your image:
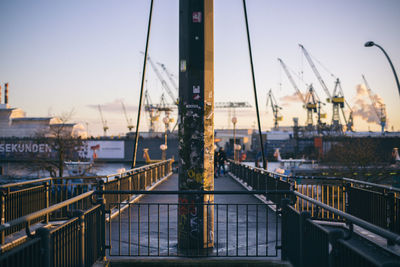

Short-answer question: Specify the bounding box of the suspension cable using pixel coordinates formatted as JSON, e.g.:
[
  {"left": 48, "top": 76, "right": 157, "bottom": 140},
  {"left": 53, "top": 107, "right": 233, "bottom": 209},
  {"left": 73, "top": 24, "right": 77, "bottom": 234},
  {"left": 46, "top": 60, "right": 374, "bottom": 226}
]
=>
[
  {"left": 242, "top": 0, "right": 267, "bottom": 170},
  {"left": 132, "top": 0, "right": 154, "bottom": 168}
]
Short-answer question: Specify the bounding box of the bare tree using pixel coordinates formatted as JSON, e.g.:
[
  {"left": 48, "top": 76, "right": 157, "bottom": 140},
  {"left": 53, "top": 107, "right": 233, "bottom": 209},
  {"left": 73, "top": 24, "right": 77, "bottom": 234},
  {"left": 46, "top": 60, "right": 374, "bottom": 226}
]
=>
[{"left": 33, "top": 111, "right": 85, "bottom": 177}]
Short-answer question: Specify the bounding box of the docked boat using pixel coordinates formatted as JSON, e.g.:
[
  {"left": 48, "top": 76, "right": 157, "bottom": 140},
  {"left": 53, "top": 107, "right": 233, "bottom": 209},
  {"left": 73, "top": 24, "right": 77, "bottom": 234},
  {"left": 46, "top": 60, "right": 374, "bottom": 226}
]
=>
[
  {"left": 64, "top": 161, "right": 93, "bottom": 176},
  {"left": 273, "top": 148, "right": 317, "bottom": 176}
]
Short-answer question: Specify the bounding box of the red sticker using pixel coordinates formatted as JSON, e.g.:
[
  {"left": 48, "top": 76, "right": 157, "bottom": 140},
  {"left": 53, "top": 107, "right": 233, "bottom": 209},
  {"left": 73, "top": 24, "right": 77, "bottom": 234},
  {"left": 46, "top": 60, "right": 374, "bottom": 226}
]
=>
[{"left": 192, "top": 12, "right": 202, "bottom": 23}]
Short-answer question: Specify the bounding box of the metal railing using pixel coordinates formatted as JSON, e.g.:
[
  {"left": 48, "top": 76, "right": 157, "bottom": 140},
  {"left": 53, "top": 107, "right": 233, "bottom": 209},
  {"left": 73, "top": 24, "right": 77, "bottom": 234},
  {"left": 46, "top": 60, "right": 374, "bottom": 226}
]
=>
[
  {"left": 1, "top": 172, "right": 399, "bottom": 266},
  {"left": 0, "top": 191, "right": 104, "bottom": 267},
  {"left": 0, "top": 159, "right": 173, "bottom": 243},
  {"left": 98, "top": 190, "right": 284, "bottom": 257},
  {"left": 229, "top": 160, "right": 400, "bottom": 234},
  {"left": 281, "top": 193, "right": 400, "bottom": 267}
]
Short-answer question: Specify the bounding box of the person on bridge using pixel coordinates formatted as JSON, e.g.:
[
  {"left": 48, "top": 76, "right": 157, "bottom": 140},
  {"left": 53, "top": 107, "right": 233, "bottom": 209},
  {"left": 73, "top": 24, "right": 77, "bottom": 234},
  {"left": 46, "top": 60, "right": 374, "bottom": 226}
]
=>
[
  {"left": 214, "top": 147, "right": 220, "bottom": 178},
  {"left": 217, "top": 147, "right": 227, "bottom": 176}
]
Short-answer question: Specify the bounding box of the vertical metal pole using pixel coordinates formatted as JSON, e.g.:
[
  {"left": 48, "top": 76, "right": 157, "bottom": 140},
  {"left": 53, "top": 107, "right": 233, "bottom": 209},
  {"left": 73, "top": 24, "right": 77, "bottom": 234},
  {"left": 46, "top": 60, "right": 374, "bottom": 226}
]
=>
[
  {"left": 233, "top": 122, "right": 237, "bottom": 161},
  {"left": 387, "top": 192, "right": 395, "bottom": 246},
  {"left": 45, "top": 181, "right": 50, "bottom": 224},
  {"left": 37, "top": 227, "right": 52, "bottom": 267},
  {"left": 96, "top": 180, "right": 106, "bottom": 260},
  {"left": 74, "top": 210, "right": 85, "bottom": 267},
  {"left": 280, "top": 198, "right": 290, "bottom": 260},
  {"left": 299, "top": 211, "right": 311, "bottom": 267},
  {"left": 132, "top": 0, "right": 154, "bottom": 169},
  {"left": 178, "top": 0, "right": 214, "bottom": 251},
  {"left": 0, "top": 190, "right": 6, "bottom": 244},
  {"left": 242, "top": 0, "right": 267, "bottom": 169}
]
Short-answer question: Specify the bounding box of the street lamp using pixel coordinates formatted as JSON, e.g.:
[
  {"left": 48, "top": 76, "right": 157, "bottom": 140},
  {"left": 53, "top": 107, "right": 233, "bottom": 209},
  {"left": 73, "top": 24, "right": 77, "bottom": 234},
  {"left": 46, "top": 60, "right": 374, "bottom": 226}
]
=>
[
  {"left": 161, "top": 116, "right": 169, "bottom": 160},
  {"left": 364, "top": 41, "right": 400, "bottom": 97},
  {"left": 232, "top": 117, "right": 238, "bottom": 162}
]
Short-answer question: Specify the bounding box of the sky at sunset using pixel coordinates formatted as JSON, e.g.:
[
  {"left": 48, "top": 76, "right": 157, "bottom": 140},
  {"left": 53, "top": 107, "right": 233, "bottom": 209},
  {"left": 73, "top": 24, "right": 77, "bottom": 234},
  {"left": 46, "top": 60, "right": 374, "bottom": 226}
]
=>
[{"left": 1, "top": 0, "right": 399, "bottom": 136}]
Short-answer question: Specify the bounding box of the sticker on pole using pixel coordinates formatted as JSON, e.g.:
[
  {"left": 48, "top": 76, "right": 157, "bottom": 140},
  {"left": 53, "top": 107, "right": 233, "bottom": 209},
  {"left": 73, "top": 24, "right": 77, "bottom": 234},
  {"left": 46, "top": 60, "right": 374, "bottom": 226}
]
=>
[
  {"left": 193, "top": 86, "right": 200, "bottom": 94},
  {"left": 180, "top": 60, "right": 186, "bottom": 72},
  {"left": 193, "top": 94, "right": 201, "bottom": 100},
  {"left": 192, "top": 12, "right": 202, "bottom": 23}
]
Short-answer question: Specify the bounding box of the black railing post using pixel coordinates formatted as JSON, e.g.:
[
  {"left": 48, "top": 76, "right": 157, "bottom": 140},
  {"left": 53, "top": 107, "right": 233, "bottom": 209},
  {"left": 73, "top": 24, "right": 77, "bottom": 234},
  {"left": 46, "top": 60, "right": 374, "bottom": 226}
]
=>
[
  {"left": 344, "top": 183, "right": 350, "bottom": 214},
  {"left": 74, "top": 210, "right": 85, "bottom": 267},
  {"left": 299, "top": 211, "right": 311, "bottom": 267},
  {"left": 45, "top": 181, "right": 50, "bottom": 224},
  {"left": 96, "top": 180, "right": 106, "bottom": 260},
  {"left": 128, "top": 172, "right": 132, "bottom": 198},
  {"left": 280, "top": 198, "right": 290, "bottom": 260},
  {"left": 37, "top": 227, "right": 52, "bottom": 267},
  {"left": 115, "top": 176, "right": 121, "bottom": 203},
  {"left": 144, "top": 170, "right": 148, "bottom": 189},
  {"left": 387, "top": 192, "right": 395, "bottom": 246},
  {"left": 0, "top": 189, "right": 7, "bottom": 244},
  {"left": 328, "top": 229, "right": 345, "bottom": 267}
]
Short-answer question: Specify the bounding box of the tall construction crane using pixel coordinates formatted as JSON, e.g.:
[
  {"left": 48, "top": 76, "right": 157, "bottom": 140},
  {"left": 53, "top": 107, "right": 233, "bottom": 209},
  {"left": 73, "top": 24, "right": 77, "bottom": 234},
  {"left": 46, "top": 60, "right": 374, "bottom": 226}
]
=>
[
  {"left": 215, "top": 101, "right": 252, "bottom": 128},
  {"left": 144, "top": 89, "right": 160, "bottom": 132},
  {"left": 299, "top": 44, "right": 347, "bottom": 133},
  {"left": 157, "top": 93, "right": 174, "bottom": 131},
  {"left": 98, "top": 105, "right": 108, "bottom": 136},
  {"left": 278, "top": 58, "right": 325, "bottom": 130},
  {"left": 362, "top": 75, "right": 387, "bottom": 133},
  {"left": 157, "top": 62, "right": 179, "bottom": 95},
  {"left": 156, "top": 60, "right": 251, "bottom": 126},
  {"left": 121, "top": 101, "right": 134, "bottom": 132},
  {"left": 278, "top": 58, "right": 306, "bottom": 104},
  {"left": 266, "top": 89, "right": 283, "bottom": 129},
  {"left": 331, "top": 78, "right": 354, "bottom": 132},
  {"left": 142, "top": 53, "right": 178, "bottom": 105}
]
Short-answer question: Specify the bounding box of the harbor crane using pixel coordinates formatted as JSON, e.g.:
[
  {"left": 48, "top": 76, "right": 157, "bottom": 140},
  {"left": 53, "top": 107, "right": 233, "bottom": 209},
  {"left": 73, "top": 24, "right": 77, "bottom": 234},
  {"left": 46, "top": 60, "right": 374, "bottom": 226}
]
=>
[
  {"left": 142, "top": 52, "right": 178, "bottom": 105},
  {"left": 157, "top": 93, "right": 175, "bottom": 131},
  {"left": 121, "top": 101, "right": 134, "bottom": 132},
  {"left": 98, "top": 105, "right": 108, "bottom": 136},
  {"left": 278, "top": 58, "right": 326, "bottom": 131},
  {"left": 362, "top": 75, "right": 387, "bottom": 133},
  {"left": 147, "top": 54, "right": 253, "bottom": 130},
  {"left": 266, "top": 89, "right": 283, "bottom": 129},
  {"left": 144, "top": 89, "right": 160, "bottom": 132},
  {"left": 215, "top": 101, "right": 252, "bottom": 128},
  {"left": 299, "top": 44, "right": 351, "bottom": 133},
  {"left": 157, "top": 62, "right": 179, "bottom": 96}
]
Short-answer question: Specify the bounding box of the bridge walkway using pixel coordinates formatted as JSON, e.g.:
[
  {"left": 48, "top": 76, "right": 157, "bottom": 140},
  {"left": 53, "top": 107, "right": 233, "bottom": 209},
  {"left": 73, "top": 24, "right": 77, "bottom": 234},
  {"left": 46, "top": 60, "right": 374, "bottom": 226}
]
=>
[{"left": 107, "top": 172, "right": 281, "bottom": 259}]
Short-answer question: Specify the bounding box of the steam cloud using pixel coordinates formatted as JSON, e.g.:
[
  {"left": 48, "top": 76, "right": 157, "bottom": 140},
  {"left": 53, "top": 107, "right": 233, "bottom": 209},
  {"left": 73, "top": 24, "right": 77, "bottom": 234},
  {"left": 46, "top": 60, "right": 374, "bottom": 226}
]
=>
[
  {"left": 280, "top": 92, "right": 305, "bottom": 107},
  {"left": 352, "top": 84, "right": 386, "bottom": 125},
  {"left": 87, "top": 99, "right": 138, "bottom": 113}
]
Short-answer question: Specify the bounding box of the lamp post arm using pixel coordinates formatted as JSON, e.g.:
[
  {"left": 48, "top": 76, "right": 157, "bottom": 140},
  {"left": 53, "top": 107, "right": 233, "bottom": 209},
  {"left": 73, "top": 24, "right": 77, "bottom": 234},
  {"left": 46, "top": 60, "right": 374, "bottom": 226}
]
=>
[{"left": 375, "top": 44, "right": 400, "bottom": 97}]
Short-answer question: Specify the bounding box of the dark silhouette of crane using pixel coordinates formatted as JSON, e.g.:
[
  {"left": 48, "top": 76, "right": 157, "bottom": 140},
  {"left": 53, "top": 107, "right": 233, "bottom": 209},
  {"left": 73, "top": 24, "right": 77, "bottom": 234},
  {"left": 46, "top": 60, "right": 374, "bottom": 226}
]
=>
[
  {"left": 362, "top": 75, "right": 387, "bottom": 133},
  {"left": 266, "top": 89, "right": 283, "bottom": 129},
  {"left": 98, "top": 105, "right": 108, "bottom": 136},
  {"left": 121, "top": 101, "right": 134, "bottom": 132}
]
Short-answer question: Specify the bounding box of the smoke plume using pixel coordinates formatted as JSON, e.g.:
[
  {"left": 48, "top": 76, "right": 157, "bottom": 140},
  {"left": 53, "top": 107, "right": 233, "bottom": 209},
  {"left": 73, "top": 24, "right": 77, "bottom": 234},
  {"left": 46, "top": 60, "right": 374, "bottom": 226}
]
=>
[
  {"left": 352, "top": 84, "right": 386, "bottom": 125},
  {"left": 280, "top": 92, "right": 305, "bottom": 107},
  {"left": 87, "top": 99, "right": 138, "bottom": 113}
]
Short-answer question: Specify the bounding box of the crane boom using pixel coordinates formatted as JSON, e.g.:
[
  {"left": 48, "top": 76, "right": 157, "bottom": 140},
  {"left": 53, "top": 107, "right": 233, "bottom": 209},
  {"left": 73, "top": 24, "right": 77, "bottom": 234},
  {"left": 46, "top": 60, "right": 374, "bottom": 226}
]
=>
[
  {"left": 215, "top": 102, "right": 252, "bottom": 108},
  {"left": 362, "top": 74, "right": 386, "bottom": 132},
  {"left": 157, "top": 63, "right": 179, "bottom": 92},
  {"left": 121, "top": 102, "right": 134, "bottom": 131},
  {"left": 98, "top": 105, "right": 108, "bottom": 136},
  {"left": 362, "top": 75, "right": 380, "bottom": 119},
  {"left": 278, "top": 58, "right": 306, "bottom": 104},
  {"left": 144, "top": 89, "right": 160, "bottom": 132},
  {"left": 142, "top": 52, "right": 178, "bottom": 105},
  {"left": 266, "top": 89, "right": 283, "bottom": 129},
  {"left": 298, "top": 44, "right": 332, "bottom": 100}
]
